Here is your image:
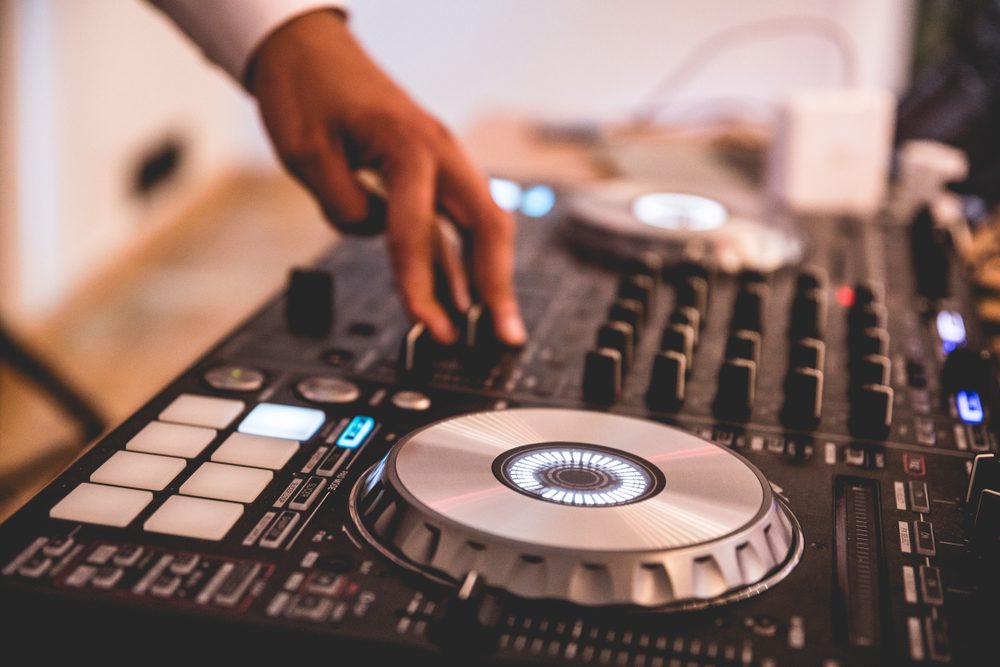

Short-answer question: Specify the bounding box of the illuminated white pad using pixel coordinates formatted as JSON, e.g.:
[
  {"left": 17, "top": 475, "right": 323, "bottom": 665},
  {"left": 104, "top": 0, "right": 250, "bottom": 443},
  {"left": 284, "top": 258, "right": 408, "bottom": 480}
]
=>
[
  {"left": 50, "top": 483, "right": 153, "bottom": 527},
  {"left": 126, "top": 421, "right": 216, "bottom": 459},
  {"left": 180, "top": 462, "right": 273, "bottom": 503},
  {"left": 159, "top": 394, "right": 245, "bottom": 429},
  {"left": 144, "top": 495, "right": 243, "bottom": 541},
  {"left": 238, "top": 403, "right": 325, "bottom": 441},
  {"left": 90, "top": 451, "right": 186, "bottom": 491},
  {"left": 211, "top": 432, "right": 298, "bottom": 470}
]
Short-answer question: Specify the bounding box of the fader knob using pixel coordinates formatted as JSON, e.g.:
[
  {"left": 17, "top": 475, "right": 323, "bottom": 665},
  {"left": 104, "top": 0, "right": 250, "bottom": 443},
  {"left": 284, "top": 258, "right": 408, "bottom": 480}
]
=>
[
  {"left": 731, "top": 283, "right": 766, "bottom": 333},
  {"left": 795, "top": 267, "right": 828, "bottom": 294},
  {"left": 852, "top": 354, "right": 890, "bottom": 389},
  {"left": 714, "top": 358, "right": 756, "bottom": 421},
  {"left": 852, "top": 327, "right": 889, "bottom": 360},
  {"left": 608, "top": 298, "right": 645, "bottom": 332},
  {"left": 398, "top": 322, "right": 436, "bottom": 376},
  {"left": 617, "top": 275, "right": 655, "bottom": 314},
  {"left": 852, "top": 281, "right": 884, "bottom": 308},
  {"left": 848, "top": 303, "right": 887, "bottom": 335},
  {"left": 661, "top": 323, "right": 695, "bottom": 370},
  {"left": 782, "top": 368, "right": 823, "bottom": 428},
  {"left": 676, "top": 275, "right": 709, "bottom": 317},
  {"left": 582, "top": 348, "right": 622, "bottom": 404},
  {"left": 850, "top": 384, "right": 894, "bottom": 438},
  {"left": 726, "top": 329, "right": 761, "bottom": 365},
  {"left": 427, "top": 571, "right": 502, "bottom": 655},
  {"left": 790, "top": 338, "right": 826, "bottom": 371},
  {"left": 285, "top": 268, "right": 334, "bottom": 337},
  {"left": 669, "top": 306, "right": 701, "bottom": 346},
  {"left": 789, "top": 289, "right": 826, "bottom": 340},
  {"left": 647, "top": 350, "right": 686, "bottom": 410},
  {"left": 596, "top": 321, "right": 635, "bottom": 369}
]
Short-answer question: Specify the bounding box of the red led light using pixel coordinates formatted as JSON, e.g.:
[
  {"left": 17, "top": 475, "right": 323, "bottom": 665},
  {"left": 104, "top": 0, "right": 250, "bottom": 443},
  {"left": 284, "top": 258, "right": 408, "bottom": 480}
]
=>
[{"left": 836, "top": 285, "right": 855, "bottom": 308}]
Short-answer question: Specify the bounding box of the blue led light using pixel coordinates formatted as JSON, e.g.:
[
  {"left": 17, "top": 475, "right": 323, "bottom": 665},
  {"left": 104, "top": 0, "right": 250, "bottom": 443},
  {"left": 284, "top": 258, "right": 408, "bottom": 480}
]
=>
[
  {"left": 520, "top": 185, "right": 556, "bottom": 218},
  {"left": 957, "top": 391, "right": 985, "bottom": 424},
  {"left": 337, "top": 416, "right": 376, "bottom": 448},
  {"left": 489, "top": 178, "right": 523, "bottom": 212},
  {"left": 937, "top": 311, "right": 966, "bottom": 347},
  {"left": 238, "top": 403, "right": 326, "bottom": 441}
]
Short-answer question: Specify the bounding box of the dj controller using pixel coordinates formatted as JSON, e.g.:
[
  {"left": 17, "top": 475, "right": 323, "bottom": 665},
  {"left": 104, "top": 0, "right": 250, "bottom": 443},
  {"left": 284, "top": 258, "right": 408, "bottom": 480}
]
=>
[{"left": 2, "top": 182, "right": 999, "bottom": 665}]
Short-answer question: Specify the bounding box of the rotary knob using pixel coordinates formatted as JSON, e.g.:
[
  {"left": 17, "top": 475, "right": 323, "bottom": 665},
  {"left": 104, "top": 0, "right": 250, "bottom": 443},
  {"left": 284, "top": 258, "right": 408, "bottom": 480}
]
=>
[
  {"left": 731, "top": 283, "right": 767, "bottom": 333},
  {"left": 726, "top": 329, "right": 761, "bottom": 366},
  {"left": 647, "top": 350, "right": 687, "bottom": 410},
  {"left": 714, "top": 358, "right": 756, "bottom": 421},
  {"left": 596, "top": 321, "right": 635, "bottom": 369},
  {"left": 582, "top": 348, "right": 622, "bottom": 404},
  {"left": 789, "top": 288, "right": 826, "bottom": 340},
  {"left": 850, "top": 384, "right": 894, "bottom": 438},
  {"left": 790, "top": 338, "right": 825, "bottom": 371},
  {"left": 608, "top": 298, "right": 645, "bottom": 333},
  {"left": 782, "top": 368, "right": 823, "bottom": 428},
  {"left": 618, "top": 275, "right": 656, "bottom": 314},
  {"left": 661, "top": 323, "right": 695, "bottom": 370}
]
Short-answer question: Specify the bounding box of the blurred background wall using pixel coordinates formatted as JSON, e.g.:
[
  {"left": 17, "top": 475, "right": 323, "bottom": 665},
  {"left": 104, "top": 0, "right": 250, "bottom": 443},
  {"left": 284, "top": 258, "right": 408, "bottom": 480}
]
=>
[{"left": 0, "top": 0, "right": 915, "bottom": 326}]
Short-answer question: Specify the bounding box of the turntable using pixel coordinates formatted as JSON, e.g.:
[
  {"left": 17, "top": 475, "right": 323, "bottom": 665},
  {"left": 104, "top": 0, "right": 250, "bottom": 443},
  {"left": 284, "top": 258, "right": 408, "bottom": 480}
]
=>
[{"left": 353, "top": 409, "right": 801, "bottom": 610}]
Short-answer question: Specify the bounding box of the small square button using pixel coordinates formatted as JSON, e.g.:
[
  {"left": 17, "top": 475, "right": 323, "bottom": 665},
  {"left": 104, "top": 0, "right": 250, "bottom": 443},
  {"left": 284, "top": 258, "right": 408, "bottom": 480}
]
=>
[
  {"left": 91, "top": 451, "right": 186, "bottom": 491},
  {"left": 126, "top": 421, "right": 216, "bottom": 459},
  {"left": 238, "top": 403, "right": 325, "bottom": 441},
  {"left": 160, "top": 394, "right": 245, "bottom": 429},
  {"left": 180, "top": 462, "right": 273, "bottom": 503},
  {"left": 144, "top": 495, "right": 243, "bottom": 541},
  {"left": 212, "top": 432, "right": 298, "bottom": 470},
  {"left": 50, "top": 483, "right": 153, "bottom": 528}
]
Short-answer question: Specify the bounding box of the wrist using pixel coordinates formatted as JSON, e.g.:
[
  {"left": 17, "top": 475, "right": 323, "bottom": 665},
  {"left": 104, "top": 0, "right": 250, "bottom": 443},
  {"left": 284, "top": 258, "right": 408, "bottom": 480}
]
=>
[{"left": 246, "top": 8, "right": 350, "bottom": 92}]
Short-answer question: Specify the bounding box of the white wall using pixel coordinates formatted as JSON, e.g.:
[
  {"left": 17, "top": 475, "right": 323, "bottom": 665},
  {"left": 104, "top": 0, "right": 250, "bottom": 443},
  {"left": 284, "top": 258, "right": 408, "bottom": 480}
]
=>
[
  {"left": 350, "top": 0, "right": 915, "bottom": 129},
  {"left": 0, "top": 0, "right": 258, "bottom": 322}
]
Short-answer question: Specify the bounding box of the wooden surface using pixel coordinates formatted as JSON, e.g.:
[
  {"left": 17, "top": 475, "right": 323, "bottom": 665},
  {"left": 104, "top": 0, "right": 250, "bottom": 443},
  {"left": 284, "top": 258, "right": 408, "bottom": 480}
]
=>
[{"left": 0, "top": 171, "right": 333, "bottom": 521}]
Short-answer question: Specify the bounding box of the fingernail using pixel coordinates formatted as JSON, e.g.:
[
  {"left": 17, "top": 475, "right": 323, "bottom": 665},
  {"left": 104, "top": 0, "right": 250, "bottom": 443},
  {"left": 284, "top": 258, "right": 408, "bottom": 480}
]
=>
[{"left": 499, "top": 313, "right": 527, "bottom": 346}]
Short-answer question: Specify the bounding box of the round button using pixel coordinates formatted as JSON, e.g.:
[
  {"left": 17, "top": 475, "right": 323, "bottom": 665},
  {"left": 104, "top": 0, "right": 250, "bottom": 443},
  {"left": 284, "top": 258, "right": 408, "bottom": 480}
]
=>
[
  {"left": 391, "top": 390, "right": 431, "bottom": 411},
  {"left": 203, "top": 365, "right": 265, "bottom": 392},
  {"left": 297, "top": 376, "right": 361, "bottom": 404}
]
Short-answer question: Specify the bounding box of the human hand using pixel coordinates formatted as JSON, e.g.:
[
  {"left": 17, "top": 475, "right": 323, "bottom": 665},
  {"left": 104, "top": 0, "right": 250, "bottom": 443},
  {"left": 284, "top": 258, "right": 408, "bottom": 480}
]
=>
[{"left": 249, "top": 10, "right": 526, "bottom": 346}]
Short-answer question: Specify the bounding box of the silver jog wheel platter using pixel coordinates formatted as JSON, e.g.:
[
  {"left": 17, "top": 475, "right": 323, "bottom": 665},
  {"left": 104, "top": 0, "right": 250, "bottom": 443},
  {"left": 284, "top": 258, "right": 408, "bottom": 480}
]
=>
[{"left": 351, "top": 409, "right": 802, "bottom": 610}]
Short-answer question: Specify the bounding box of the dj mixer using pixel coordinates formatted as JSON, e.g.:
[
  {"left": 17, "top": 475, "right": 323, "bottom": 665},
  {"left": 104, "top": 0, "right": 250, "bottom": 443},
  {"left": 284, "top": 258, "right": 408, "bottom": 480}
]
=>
[{"left": 2, "top": 183, "right": 999, "bottom": 665}]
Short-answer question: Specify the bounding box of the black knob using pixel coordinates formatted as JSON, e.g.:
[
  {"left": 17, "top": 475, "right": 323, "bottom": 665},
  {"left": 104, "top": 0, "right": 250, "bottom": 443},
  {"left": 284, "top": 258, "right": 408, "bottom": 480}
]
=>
[
  {"left": 661, "top": 323, "right": 695, "bottom": 370},
  {"left": 852, "top": 327, "right": 889, "bottom": 359},
  {"left": 731, "top": 283, "right": 767, "bottom": 333},
  {"left": 848, "top": 302, "right": 887, "bottom": 335},
  {"left": 669, "top": 306, "right": 701, "bottom": 347},
  {"left": 910, "top": 205, "right": 951, "bottom": 300},
  {"left": 852, "top": 354, "right": 890, "bottom": 389},
  {"left": 676, "top": 275, "right": 709, "bottom": 317},
  {"left": 974, "top": 489, "right": 1000, "bottom": 540},
  {"left": 850, "top": 384, "right": 893, "bottom": 438},
  {"left": 941, "top": 347, "right": 992, "bottom": 396},
  {"left": 726, "top": 329, "right": 761, "bottom": 365},
  {"left": 398, "top": 322, "right": 437, "bottom": 376},
  {"left": 427, "top": 571, "right": 502, "bottom": 655},
  {"left": 714, "top": 358, "right": 756, "bottom": 421},
  {"left": 285, "top": 268, "right": 334, "bottom": 337},
  {"left": 795, "top": 267, "right": 828, "bottom": 294},
  {"left": 618, "top": 275, "right": 655, "bottom": 314},
  {"left": 596, "top": 321, "right": 635, "bottom": 369},
  {"left": 462, "top": 304, "right": 502, "bottom": 350},
  {"left": 608, "top": 298, "right": 645, "bottom": 332},
  {"left": 626, "top": 253, "right": 663, "bottom": 282},
  {"left": 782, "top": 368, "right": 823, "bottom": 428},
  {"left": 790, "top": 337, "right": 826, "bottom": 371},
  {"left": 737, "top": 269, "right": 766, "bottom": 287},
  {"left": 647, "top": 350, "right": 686, "bottom": 410},
  {"left": 852, "top": 280, "right": 884, "bottom": 308},
  {"left": 583, "top": 348, "right": 622, "bottom": 404},
  {"left": 789, "top": 288, "right": 826, "bottom": 340}
]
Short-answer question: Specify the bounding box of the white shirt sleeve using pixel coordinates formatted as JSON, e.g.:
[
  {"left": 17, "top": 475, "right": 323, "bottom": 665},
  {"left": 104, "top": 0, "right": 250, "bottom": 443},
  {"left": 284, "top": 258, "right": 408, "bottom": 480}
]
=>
[{"left": 149, "top": 0, "right": 347, "bottom": 84}]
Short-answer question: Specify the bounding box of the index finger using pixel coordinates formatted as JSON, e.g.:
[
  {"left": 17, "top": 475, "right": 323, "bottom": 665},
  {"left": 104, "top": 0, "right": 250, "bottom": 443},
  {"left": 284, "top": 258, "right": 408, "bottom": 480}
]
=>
[
  {"left": 438, "top": 150, "right": 526, "bottom": 346},
  {"left": 384, "top": 153, "right": 458, "bottom": 344}
]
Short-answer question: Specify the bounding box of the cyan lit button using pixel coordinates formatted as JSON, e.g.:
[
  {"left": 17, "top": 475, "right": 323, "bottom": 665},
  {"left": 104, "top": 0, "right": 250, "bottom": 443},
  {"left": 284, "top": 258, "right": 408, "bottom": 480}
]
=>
[
  {"left": 238, "top": 403, "right": 325, "bottom": 441},
  {"left": 336, "top": 416, "right": 376, "bottom": 448}
]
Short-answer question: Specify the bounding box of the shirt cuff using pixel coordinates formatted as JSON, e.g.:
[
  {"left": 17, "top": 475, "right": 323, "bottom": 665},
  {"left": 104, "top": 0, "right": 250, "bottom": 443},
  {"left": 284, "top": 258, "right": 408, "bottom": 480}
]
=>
[{"left": 150, "top": 0, "right": 347, "bottom": 84}]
